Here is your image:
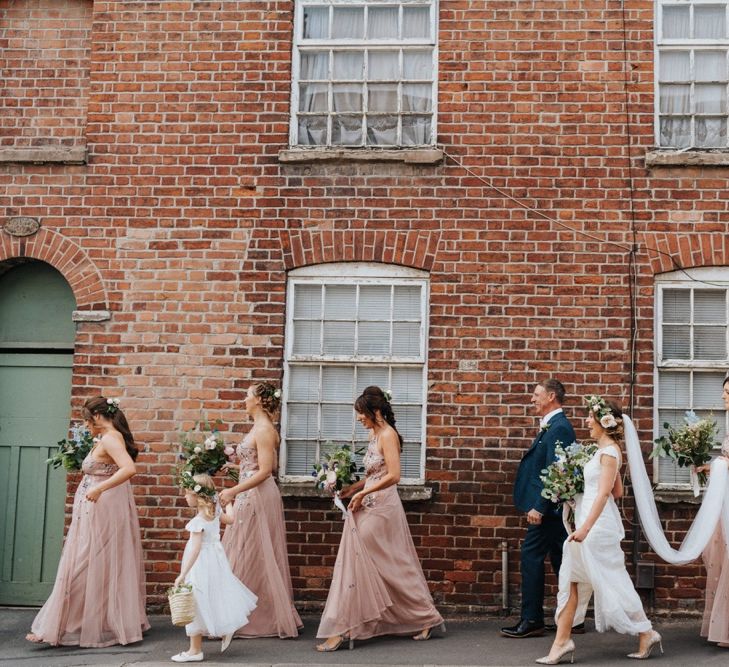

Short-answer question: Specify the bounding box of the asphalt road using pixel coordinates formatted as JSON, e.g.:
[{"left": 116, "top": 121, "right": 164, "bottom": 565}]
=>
[{"left": 1, "top": 610, "right": 727, "bottom": 667}]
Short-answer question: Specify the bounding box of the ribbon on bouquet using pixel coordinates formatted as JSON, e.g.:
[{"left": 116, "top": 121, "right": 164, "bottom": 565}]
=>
[
  {"left": 689, "top": 465, "right": 702, "bottom": 498},
  {"left": 333, "top": 491, "right": 348, "bottom": 519}
]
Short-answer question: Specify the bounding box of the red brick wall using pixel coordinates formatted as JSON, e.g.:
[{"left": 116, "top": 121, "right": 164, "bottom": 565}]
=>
[
  {"left": 0, "top": 0, "right": 93, "bottom": 149},
  {"left": 0, "top": 1, "right": 722, "bottom": 616}
]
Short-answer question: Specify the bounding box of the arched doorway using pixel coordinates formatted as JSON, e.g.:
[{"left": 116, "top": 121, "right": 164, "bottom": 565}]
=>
[{"left": 0, "top": 260, "right": 76, "bottom": 605}]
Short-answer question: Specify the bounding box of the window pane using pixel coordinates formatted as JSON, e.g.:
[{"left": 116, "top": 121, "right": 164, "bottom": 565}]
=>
[
  {"left": 366, "top": 114, "right": 398, "bottom": 145},
  {"left": 357, "top": 366, "right": 389, "bottom": 392},
  {"left": 659, "top": 84, "right": 691, "bottom": 114},
  {"left": 402, "top": 115, "right": 431, "bottom": 145},
  {"left": 294, "top": 284, "right": 322, "bottom": 318},
  {"left": 696, "top": 117, "right": 727, "bottom": 147},
  {"left": 695, "top": 84, "right": 726, "bottom": 113},
  {"left": 695, "top": 290, "right": 726, "bottom": 323},
  {"left": 368, "top": 84, "right": 399, "bottom": 112},
  {"left": 321, "top": 404, "right": 354, "bottom": 439},
  {"left": 391, "top": 367, "right": 423, "bottom": 402},
  {"left": 359, "top": 285, "right": 391, "bottom": 319},
  {"left": 285, "top": 439, "right": 319, "bottom": 474},
  {"left": 662, "top": 6, "right": 690, "bottom": 38},
  {"left": 299, "top": 83, "right": 329, "bottom": 112},
  {"left": 289, "top": 365, "right": 320, "bottom": 401},
  {"left": 303, "top": 6, "right": 329, "bottom": 39},
  {"left": 368, "top": 7, "right": 398, "bottom": 39},
  {"left": 397, "top": 404, "right": 422, "bottom": 440},
  {"left": 358, "top": 321, "right": 390, "bottom": 354},
  {"left": 659, "top": 116, "right": 692, "bottom": 148},
  {"left": 287, "top": 403, "right": 319, "bottom": 438},
  {"left": 659, "top": 51, "right": 690, "bottom": 81},
  {"left": 694, "top": 326, "right": 726, "bottom": 359},
  {"left": 401, "top": 440, "right": 422, "bottom": 478},
  {"left": 369, "top": 51, "right": 399, "bottom": 79},
  {"left": 332, "top": 7, "right": 364, "bottom": 38},
  {"left": 402, "top": 6, "right": 430, "bottom": 39},
  {"left": 331, "top": 115, "right": 363, "bottom": 145},
  {"left": 293, "top": 321, "right": 322, "bottom": 354},
  {"left": 694, "top": 372, "right": 727, "bottom": 408},
  {"left": 663, "top": 289, "right": 690, "bottom": 322},
  {"left": 663, "top": 324, "right": 691, "bottom": 359},
  {"left": 403, "top": 50, "right": 431, "bottom": 79},
  {"left": 657, "top": 453, "right": 691, "bottom": 485},
  {"left": 658, "top": 370, "right": 690, "bottom": 406},
  {"left": 394, "top": 285, "right": 422, "bottom": 318},
  {"left": 393, "top": 321, "right": 421, "bottom": 356},
  {"left": 695, "top": 5, "right": 726, "bottom": 39},
  {"left": 695, "top": 51, "right": 727, "bottom": 82},
  {"left": 298, "top": 115, "right": 328, "bottom": 145},
  {"left": 402, "top": 83, "right": 432, "bottom": 112},
  {"left": 322, "top": 366, "right": 354, "bottom": 401},
  {"left": 300, "top": 51, "right": 329, "bottom": 80},
  {"left": 333, "top": 84, "right": 363, "bottom": 112},
  {"left": 324, "top": 285, "right": 356, "bottom": 319},
  {"left": 333, "top": 51, "right": 364, "bottom": 80},
  {"left": 323, "top": 321, "right": 355, "bottom": 354}
]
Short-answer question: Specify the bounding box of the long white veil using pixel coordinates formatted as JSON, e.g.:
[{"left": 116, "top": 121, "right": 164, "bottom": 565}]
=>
[{"left": 623, "top": 414, "right": 729, "bottom": 563}]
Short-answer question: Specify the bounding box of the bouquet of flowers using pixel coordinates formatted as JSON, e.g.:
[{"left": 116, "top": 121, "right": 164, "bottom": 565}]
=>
[
  {"left": 176, "top": 419, "right": 236, "bottom": 478},
  {"left": 47, "top": 423, "right": 96, "bottom": 471},
  {"left": 651, "top": 410, "right": 719, "bottom": 495},
  {"left": 540, "top": 441, "right": 597, "bottom": 505},
  {"left": 312, "top": 443, "right": 364, "bottom": 493}
]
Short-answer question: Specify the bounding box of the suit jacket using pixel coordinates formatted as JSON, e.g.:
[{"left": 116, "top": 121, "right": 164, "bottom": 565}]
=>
[{"left": 513, "top": 411, "right": 576, "bottom": 515}]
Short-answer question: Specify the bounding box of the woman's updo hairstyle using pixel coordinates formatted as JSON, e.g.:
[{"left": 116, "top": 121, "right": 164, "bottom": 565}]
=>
[
  {"left": 354, "top": 385, "right": 403, "bottom": 449},
  {"left": 254, "top": 382, "right": 281, "bottom": 417},
  {"left": 82, "top": 395, "right": 139, "bottom": 461}
]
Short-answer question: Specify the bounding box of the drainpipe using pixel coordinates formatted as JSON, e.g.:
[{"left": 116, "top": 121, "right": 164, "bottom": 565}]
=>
[{"left": 501, "top": 540, "right": 509, "bottom": 611}]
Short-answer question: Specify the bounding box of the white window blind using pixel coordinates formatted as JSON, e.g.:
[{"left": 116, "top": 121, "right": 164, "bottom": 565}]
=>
[
  {"left": 291, "top": 1, "right": 438, "bottom": 147},
  {"left": 657, "top": 1, "right": 729, "bottom": 148},
  {"left": 655, "top": 275, "right": 729, "bottom": 485},
  {"left": 282, "top": 264, "right": 428, "bottom": 482}
]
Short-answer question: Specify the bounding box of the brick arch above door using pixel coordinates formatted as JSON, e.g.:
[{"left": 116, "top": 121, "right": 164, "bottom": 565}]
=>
[
  {"left": 279, "top": 229, "right": 441, "bottom": 271},
  {"left": 0, "top": 227, "right": 107, "bottom": 310}
]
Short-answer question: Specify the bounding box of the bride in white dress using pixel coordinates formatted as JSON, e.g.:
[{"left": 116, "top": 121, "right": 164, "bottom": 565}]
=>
[{"left": 537, "top": 396, "right": 662, "bottom": 665}]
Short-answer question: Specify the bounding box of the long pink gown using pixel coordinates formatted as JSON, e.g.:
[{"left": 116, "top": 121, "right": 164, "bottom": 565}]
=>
[
  {"left": 317, "top": 436, "right": 443, "bottom": 640},
  {"left": 30, "top": 454, "right": 149, "bottom": 647},
  {"left": 701, "top": 436, "right": 729, "bottom": 647},
  {"left": 221, "top": 433, "right": 302, "bottom": 638}
]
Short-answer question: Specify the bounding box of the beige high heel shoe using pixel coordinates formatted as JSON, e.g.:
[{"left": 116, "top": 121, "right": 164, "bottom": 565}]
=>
[
  {"left": 535, "top": 639, "right": 575, "bottom": 665},
  {"left": 627, "top": 630, "right": 663, "bottom": 659}
]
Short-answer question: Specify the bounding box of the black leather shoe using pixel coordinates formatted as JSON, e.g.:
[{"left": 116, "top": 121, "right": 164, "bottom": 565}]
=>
[
  {"left": 500, "top": 619, "right": 546, "bottom": 638},
  {"left": 544, "top": 622, "right": 585, "bottom": 633}
]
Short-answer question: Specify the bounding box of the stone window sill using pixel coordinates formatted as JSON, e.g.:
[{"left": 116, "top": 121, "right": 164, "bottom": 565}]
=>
[
  {"left": 645, "top": 149, "right": 729, "bottom": 167},
  {"left": 0, "top": 146, "right": 87, "bottom": 165},
  {"left": 278, "top": 481, "right": 433, "bottom": 502},
  {"left": 278, "top": 147, "right": 443, "bottom": 165},
  {"left": 653, "top": 487, "right": 702, "bottom": 505}
]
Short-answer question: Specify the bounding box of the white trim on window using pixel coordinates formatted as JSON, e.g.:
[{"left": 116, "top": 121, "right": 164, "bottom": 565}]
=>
[{"left": 280, "top": 263, "right": 429, "bottom": 484}]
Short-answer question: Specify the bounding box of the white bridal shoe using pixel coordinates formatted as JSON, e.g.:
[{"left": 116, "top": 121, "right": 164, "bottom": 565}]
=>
[
  {"left": 627, "top": 631, "right": 663, "bottom": 659},
  {"left": 535, "top": 639, "right": 576, "bottom": 665},
  {"left": 171, "top": 651, "right": 204, "bottom": 662},
  {"left": 221, "top": 633, "right": 233, "bottom": 653}
]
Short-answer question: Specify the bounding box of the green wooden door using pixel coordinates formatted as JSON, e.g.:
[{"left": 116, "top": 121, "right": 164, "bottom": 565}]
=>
[{"left": 0, "top": 262, "right": 76, "bottom": 605}]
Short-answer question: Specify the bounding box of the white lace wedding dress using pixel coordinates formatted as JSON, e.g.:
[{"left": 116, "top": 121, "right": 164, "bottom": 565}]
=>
[{"left": 556, "top": 444, "right": 652, "bottom": 634}]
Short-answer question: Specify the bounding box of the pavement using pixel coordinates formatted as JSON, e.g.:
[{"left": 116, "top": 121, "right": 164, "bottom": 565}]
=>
[{"left": 1, "top": 609, "right": 727, "bottom": 667}]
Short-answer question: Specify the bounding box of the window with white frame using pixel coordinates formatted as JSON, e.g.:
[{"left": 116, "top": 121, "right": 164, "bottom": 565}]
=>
[
  {"left": 657, "top": 1, "right": 729, "bottom": 148},
  {"left": 281, "top": 264, "right": 429, "bottom": 483},
  {"left": 655, "top": 269, "right": 729, "bottom": 486},
  {"left": 291, "top": 1, "right": 438, "bottom": 147}
]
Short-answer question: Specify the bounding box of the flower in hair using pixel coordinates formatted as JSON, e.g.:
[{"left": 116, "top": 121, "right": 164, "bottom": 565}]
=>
[
  {"left": 384, "top": 389, "right": 393, "bottom": 401},
  {"left": 106, "top": 398, "right": 120, "bottom": 414},
  {"left": 274, "top": 389, "right": 281, "bottom": 399},
  {"left": 585, "top": 395, "right": 619, "bottom": 430},
  {"left": 600, "top": 414, "right": 617, "bottom": 429}
]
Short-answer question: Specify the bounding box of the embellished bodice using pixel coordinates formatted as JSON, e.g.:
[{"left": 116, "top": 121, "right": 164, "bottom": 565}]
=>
[
  {"left": 722, "top": 435, "right": 729, "bottom": 457},
  {"left": 363, "top": 437, "right": 387, "bottom": 487},
  {"left": 81, "top": 452, "right": 118, "bottom": 477},
  {"left": 236, "top": 433, "right": 259, "bottom": 476}
]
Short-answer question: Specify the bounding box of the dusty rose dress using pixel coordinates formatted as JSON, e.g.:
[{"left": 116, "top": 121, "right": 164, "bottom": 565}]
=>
[
  {"left": 701, "top": 436, "right": 729, "bottom": 647},
  {"left": 221, "top": 433, "right": 302, "bottom": 638},
  {"left": 30, "top": 454, "right": 149, "bottom": 647},
  {"left": 317, "top": 436, "right": 443, "bottom": 640}
]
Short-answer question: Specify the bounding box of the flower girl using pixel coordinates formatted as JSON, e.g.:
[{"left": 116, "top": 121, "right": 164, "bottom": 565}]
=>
[{"left": 171, "top": 473, "right": 258, "bottom": 663}]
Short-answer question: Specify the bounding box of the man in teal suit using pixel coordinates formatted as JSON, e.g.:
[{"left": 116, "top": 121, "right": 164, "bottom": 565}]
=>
[{"left": 501, "top": 379, "right": 576, "bottom": 638}]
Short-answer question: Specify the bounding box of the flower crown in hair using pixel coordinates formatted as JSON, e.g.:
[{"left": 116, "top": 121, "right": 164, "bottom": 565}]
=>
[
  {"left": 260, "top": 385, "right": 281, "bottom": 400},
  {"left": 585, "top": 394, "right": 618, "bottom": 430},
  {"left": 106, "top": 398, "right": 120, "bottom": 415},
  {"left": 178, "top": 469, "right": 217, "bottom": 499}
]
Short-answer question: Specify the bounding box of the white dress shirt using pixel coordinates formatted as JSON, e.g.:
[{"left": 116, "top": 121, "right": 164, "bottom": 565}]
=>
[{"left": 539, "top": 407, "right": 563, "bottom": 430}]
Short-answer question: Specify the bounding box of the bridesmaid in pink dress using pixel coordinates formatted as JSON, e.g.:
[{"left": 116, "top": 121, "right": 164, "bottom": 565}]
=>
[
  {"left": 316, "top": 386, "right": 444, "bottom": 651},
  {"left": 219, "top": 382, "right": 302, "bottom": 638},
  {"left": 26, "top": 396, "right": 148, "bottom": 647},
  {"left": 699, "top": 376, "right": 729, "bottom": 648}
]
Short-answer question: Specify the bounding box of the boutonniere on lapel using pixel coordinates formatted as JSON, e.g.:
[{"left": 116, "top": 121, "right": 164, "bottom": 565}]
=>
[{"left": 540, "top": 423, "right": 550, "bottom": 433}]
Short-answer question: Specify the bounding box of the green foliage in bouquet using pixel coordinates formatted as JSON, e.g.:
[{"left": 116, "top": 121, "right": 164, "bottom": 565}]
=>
[
  {"left": 312, "top": 443, "right": 365, "bottom": 492},
  {"left": 650, "top": 410, "right": 719, "bottom": 485},
  {"left": 176, "top": 419, "right": 236, "bottom": 479},
  {"left": 540, "top": 441, "right": 598, "bottom": 504},
  {"left": 47, "top": 423, "right": 95, "bottom": 472}
]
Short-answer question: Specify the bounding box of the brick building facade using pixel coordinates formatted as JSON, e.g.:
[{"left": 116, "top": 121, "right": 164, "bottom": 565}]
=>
[{"left": 1, "top": 0, "right": 727, "bottom": 616}]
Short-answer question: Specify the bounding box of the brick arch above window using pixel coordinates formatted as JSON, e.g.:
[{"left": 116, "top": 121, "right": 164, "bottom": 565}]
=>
[
  {"left": 646, "top": 232, "right": 729, "bottom": 276},
  {"left": 280, "top": 229, "right": 440, "bottom": 271},
  {"left": 0, "top": 227, "right": 108, "bottom": 310}
]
